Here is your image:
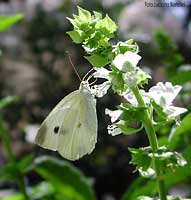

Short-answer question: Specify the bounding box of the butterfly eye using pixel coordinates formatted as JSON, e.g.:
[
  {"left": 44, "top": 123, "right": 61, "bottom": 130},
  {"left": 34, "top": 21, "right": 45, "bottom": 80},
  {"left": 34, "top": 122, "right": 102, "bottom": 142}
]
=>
[{"left": 54, "top": 126, "right": 60, "bottom": 134}]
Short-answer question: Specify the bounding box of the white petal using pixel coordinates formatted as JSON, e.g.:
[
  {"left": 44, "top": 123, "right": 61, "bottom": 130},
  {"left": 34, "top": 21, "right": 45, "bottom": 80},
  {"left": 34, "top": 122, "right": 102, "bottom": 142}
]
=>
[
  {"left": 164, "top": 82, "right": 182, "bottom": 104},
  {"left": 107, "top": 124, "right": 122, "bottom": 136},
  {"left": 148, "top": 82, "right": 182, "bottom": 105},
  {"left": 112, "top": 54, "right": 126, "bottom": 71},
  {"left": 164, "top": 106, "right": 187, "bottom": 118},
  {"left": 91, "top": 81, "right": 110, "bottom": 97},
  {"left": 124, "top": 51, "right": 141, "bottom": 67},
  {"left": 93, "top": 68, "right": 111, "bottom": 80},
  {"left": 123, "top": 71, "right": 138, "bottom": 88},
  {"left": 124, "top": 92, "right": 138, "bottom": 106},
  {"left": 105, "top": 108, "right": 123, "bottom": 123},
  {"left": 112, "top": 51, "right": 141, "bottom": 71},
  {"left": 124, "top": 90, "right": 150, "bottom": 106}
]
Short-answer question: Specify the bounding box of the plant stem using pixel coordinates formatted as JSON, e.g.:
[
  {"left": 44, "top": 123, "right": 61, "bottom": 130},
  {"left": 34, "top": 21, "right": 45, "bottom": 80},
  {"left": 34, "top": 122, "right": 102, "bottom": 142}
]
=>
[
  {"left": 0, "top": 116, "right": 29, "bottom": 200},
  {"left": 131, "top": 87, "right": 167, "bottom": 200}
]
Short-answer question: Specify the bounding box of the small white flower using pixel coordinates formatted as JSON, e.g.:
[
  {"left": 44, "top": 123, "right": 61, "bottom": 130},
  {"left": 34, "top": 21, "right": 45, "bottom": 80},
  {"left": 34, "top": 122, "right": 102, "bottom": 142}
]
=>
[
  {"left": 123, "top": 71, "right": 138, "bottom": 88},
  {"left": 148, "top": 82, "right": 187, "bottom": 118},
  {"left": 93, "top": 67, "right": 111, "bottom": 80},
  {"left": 123, "top": 67, "right": 151, "bottom": 88},
  {"left": 112, "top": 51, "right": 141, "bottom": 71},
  {"left": 124, "top": 82, "right": 187, "bottom": 119},
  {"left": 164, "top": 106, "right": 187, "bottom": 118},
  {"left": 107, "top": 124, "right": 122, "bottom": 136},
  {"left": 91, "top": 81, "right": 110, "bottom": 97},
  {"left": 124, "top": 90, "right": 150, "bottom": 106},
  {"left": 148, "top": 82, "right": 182, "bottom": 106},
  {"left": 105, "top": 108, "right": 124, "bottom": 136},
  {"left": 105, "top": 108, "right": 122, "bottom": 123}
]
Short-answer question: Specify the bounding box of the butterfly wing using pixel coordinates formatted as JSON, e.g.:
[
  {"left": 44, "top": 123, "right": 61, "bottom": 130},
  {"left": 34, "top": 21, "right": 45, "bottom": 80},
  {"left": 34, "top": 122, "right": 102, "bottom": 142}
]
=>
[
  {"left": 35, "top": 90, "right": 79, "bottom": 150},
  {"left": 57, "top": 91, "right": 97, "bottom": 160}
]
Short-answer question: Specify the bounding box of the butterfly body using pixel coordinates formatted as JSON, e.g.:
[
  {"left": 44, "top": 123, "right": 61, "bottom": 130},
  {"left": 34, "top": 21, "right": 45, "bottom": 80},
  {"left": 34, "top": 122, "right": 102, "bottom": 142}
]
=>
[{"left": 35, "top": 82, "right": 97, "bottom": 160}]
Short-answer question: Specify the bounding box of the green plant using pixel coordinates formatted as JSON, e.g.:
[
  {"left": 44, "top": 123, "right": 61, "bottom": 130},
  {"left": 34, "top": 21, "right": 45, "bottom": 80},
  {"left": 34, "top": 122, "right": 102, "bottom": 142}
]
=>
[
  {"left": 121, "top": 30, "right": 191, "bottom": 200},
  {"left": 66, "top": 7, "right": 191, "bottom": 200}
]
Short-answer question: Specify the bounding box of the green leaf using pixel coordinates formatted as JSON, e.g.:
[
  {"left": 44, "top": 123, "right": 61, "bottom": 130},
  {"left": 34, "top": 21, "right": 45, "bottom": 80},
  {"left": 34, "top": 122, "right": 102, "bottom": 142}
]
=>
[
  {"left": 119, "top": 103, "right": 146, "bottom": 122},
  {"left": 117, "top": 123, "right": 143, "bottom": 135},
  {"left": 121, "top": 176, "right": 157, "bottom": 200},
  {"left": 113, "top": 40, "right": 138, "bottom": 55},
  {"left": 17, "top": 153, "right": 34, "bottom": 173},
  {"left": 95, "top": 14, "right": 117, "bottom": 33},
  {"left": 0, "top": 14, "right": 23, "bottom": 32},
  {"left": 93, "top": 11, "right": 102, "bottom": 19},
  {"left": 151, "top": 148, "right": 187, "bottom": 169},
  {"left": 110, "top": 67, "right": 126, "bottom": 94},
  {"left": 67, "top": 17, "right": 79, "bottom": 28},
  {"left": 150, "top": 99, "right": 167, "bottom": 120},
  {"left": 0, "top": 155, "right": 33, "bottom": 181},
  {"left": 77, "top": 6, "right": 91, "bottom": 23},
  {"left": 2, "top": 193, "right": 24, "bottom": 200},
  {"left": 29, "top": 156, "right": 96, "bottom": 200},
  {"left": 0, "top": 163, "right": 19, "bottom": 180},
  {"left": 30, "top": 181, "right": 55, "bottom": 199},
  {"left": 67, "top": 30, "right": 85, "bottom": 43},
  {"left": 129, "top": 146, "right": 186, "bottom": 179},
  {"left": 85, "top": 54, "right": 109, "bottom": 67},
  {"left": 154, "top": 31, "right": 184, "bottom": 76},
  {"left": 170, "top": 71, "right": 191, "bottom": 84},
  {"left": 0, "top": 96, "right": 19, "bottom": 109},
  {"left": 136, "top": 69, "right": 151, "bottom": 86},
  {"left": 129, "top": 147, "right": 152, "bottom": 172},
  {"left": 168, "top": 113, "right": 191, "bottom": 149},
  {"left": 121, "top": 147, "right": 191, "bottom": 200}
]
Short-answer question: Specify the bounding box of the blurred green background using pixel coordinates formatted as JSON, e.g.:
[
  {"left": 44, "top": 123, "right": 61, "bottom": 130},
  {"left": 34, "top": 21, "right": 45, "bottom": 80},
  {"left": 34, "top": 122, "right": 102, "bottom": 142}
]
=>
[{"left": 0, "top": 0, "right": 191, "bottom": 200}]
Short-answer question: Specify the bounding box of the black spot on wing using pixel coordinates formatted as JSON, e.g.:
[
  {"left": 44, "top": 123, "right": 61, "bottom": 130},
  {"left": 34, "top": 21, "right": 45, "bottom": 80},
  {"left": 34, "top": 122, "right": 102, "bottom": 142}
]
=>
[{"left": 54, "top": 126, "right": 60, "bottom": 134}]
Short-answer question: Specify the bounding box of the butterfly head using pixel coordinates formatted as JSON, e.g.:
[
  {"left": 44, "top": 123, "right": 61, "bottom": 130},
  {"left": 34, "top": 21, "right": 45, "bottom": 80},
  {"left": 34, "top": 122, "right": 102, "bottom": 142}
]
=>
[
  {"left": 79, "top": 81, "right": 92, "bottom": 94},
  {"left": 79, "top": 69, "right": 97, "bottom": 95}
]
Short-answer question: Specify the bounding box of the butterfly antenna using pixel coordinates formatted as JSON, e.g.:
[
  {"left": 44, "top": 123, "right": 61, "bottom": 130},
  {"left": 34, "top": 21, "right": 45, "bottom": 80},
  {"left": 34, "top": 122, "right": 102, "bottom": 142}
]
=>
[
  {"left": 67, "top": 51, "right": 82, "bottom": 82},
  {"left": 83, "top": 68, "right": 95, "bottom": 81},
  {"left": 89, "top": 78, "right": 98, "bottom": 86}
]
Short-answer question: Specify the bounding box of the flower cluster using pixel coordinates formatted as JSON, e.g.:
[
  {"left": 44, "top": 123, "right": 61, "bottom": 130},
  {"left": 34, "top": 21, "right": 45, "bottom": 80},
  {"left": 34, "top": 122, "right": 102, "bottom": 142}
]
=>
[
  {"left": 92, "top": 50, "right": 187, "bottom": 136},
  {"left": 67, "top": 6, "right": 187, "bottom": 137}
]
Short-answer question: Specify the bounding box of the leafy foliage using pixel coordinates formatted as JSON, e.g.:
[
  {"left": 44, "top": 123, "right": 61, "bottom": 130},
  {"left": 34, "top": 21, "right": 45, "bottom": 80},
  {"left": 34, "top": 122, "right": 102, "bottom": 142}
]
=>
[
  {"left": 154, "top": 31, "right": 184, "bottom": 76},
  {"left": 0, "top": 14, "right": 23, "bottom": 32},
  {"left": 129, "top": 146, "right": 186, "bottom": 178},
  {"left": 168, "top": 113, "right": 191, "bottom": 149},
  {"left": 28, "top": 156, "right": 96, "bottom": 200},
  {"left": 0, "top": 96, "right": 19, "bottom": 109},
  {"left": 122, "top": 147, "right": 191, "bottom": 200},
  {"left": 67, "top": 6, "right": 116, "bottom": 67}
]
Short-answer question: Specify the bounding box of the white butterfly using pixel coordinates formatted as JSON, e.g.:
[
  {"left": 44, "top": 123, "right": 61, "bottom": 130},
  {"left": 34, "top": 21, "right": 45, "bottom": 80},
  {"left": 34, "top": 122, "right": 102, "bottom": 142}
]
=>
[{"left": 35, "top": 80, "right": 97, "bottom": 161}]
